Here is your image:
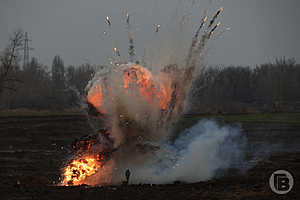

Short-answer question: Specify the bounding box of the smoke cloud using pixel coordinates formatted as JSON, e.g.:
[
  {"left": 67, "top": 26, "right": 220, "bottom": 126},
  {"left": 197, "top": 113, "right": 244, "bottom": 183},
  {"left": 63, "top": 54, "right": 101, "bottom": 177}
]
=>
[{"left": 119, "top": 120, "right": 246, "bottom": 184}]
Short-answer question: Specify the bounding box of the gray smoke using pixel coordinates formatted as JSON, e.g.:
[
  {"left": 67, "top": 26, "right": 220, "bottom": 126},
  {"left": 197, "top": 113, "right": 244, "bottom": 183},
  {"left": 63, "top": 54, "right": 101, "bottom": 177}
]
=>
[{"left": 121, "top": 119, "right": 246, "bottom": 184}]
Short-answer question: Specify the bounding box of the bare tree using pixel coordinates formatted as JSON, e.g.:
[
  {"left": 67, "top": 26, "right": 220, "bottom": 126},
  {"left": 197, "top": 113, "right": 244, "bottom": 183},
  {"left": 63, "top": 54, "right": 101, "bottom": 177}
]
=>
[{"left": 0, "top": 30, "right": 24, "bottom": 95}]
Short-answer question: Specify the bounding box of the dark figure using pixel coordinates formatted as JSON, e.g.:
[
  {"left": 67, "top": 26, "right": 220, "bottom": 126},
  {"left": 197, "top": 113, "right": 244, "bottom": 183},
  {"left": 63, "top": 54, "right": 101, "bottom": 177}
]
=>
[{"left": 125, "top": 169, "right": 131, "bottom": 184}]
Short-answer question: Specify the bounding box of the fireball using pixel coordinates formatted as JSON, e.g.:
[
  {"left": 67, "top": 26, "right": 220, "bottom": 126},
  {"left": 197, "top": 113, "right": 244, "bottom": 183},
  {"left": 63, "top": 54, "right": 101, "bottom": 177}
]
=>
[
  {"left": 87, "top": 63, "right": 174, "bottom": 114},
  {"left": 63, "top": 156, "right": 101, "bottom": 186}
]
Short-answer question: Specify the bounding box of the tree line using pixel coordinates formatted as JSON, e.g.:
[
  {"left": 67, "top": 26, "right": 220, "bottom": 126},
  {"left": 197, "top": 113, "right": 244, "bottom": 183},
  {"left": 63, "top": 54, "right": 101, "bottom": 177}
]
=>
[
  {"left": 0, "top": 31, "right": 97, "bottom": 110},
  {"left": 0, "top": 55, "right": 97, "bottom": 110},
  {"left": 189, "top": 58, "right": 300, "bottom": 114},
  {"left": 1, "top": 31, "right": 300, "bottom": 113}
]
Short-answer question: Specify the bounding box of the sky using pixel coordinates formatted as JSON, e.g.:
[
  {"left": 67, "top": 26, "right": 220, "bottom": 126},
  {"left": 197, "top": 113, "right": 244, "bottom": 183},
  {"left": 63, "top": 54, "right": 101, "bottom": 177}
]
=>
[{"left": 0, "top": 0, "right": 300, "bottom": 67}]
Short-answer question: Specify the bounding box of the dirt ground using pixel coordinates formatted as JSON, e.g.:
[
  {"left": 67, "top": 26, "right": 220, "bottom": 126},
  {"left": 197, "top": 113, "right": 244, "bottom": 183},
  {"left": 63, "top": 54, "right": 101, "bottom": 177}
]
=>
[{"left": 0, "top": 114, "right": 299, "bottom": 200}]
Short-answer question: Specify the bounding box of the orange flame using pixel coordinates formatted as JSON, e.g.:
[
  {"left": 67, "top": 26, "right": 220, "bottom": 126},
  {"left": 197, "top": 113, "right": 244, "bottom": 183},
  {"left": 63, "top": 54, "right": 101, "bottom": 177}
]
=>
[
  {"left": 87, "top": 82, "right": 106, "bottom": 114},
  {"left": 123, "top": 65, "right": 173, "bottom": 110},
  {"left": 124, "top": 65, "right": 156, "bottom": 105},
  {"left": 87, "top": 64, "right": 173, "bottom": 112},
  {"left": 63, "top": 156, "right": 101, "bottom": 186}
]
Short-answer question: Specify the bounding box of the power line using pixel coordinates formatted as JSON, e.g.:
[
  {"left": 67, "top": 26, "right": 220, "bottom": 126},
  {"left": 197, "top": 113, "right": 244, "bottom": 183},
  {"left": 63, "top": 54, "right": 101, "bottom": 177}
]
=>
[{"left": 23, "top": 32, "right": 34, "bottom": 69}]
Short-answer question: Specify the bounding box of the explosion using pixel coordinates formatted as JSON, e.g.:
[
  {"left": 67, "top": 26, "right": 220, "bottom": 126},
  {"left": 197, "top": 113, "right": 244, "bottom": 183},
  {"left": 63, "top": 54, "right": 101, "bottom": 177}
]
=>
[
  {"left": 63, "top": 156, "right": 101, "bottom": 186},
  {"left": 61, "top": 6, "right": 227, "bottom": 186},
  {"left": 87, "top": 64, "right": 173, "bottom": 113}
]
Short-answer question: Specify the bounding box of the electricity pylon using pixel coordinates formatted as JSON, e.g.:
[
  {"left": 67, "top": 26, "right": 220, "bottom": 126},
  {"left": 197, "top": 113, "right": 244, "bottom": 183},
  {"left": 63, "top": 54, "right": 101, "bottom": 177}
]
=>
[{"left": 23, "top": 32, "right": 34, "bottom": 69}]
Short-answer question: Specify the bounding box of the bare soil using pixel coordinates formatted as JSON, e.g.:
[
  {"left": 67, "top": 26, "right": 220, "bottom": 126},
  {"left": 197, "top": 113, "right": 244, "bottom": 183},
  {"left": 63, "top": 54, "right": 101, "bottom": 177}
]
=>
[{"left": 0, "top": 114, "right": 299, "bottom": 200}]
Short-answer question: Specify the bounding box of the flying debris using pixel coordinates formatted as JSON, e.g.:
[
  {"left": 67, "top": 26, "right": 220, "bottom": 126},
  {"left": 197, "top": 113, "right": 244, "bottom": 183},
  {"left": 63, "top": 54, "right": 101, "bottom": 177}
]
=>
[
  {"left": 113, "top": 47, "right": 120, "bottom": 57},
  {"left": 195, "top": 15, "right": 208, "bottom": 39},
  {"left": 186, "top": 8, "right": 222, "bottom": 69},
  {"left": 186, "top": 14, "right": 208, "bottom": 64},
  {"left": 154, "top": 24, "right": 161, "bottom": 32},
  {"left": 126, "top": 12, "right": 130, "bottom": 24},
  {"left": 208, "top": 7, "right": 223, "bottom": 29},
  {"left": 103, "top": 31, "right": 109, "bottom": 36},
  {"left": 209, "top": 22, "right": 221, "bottom": 38},
  {"left": 217, "top": 7, "right": 223, "bottom": 15},
  {"left": 106, "top": 16, "right": 111, "bottom": 27},
  {"left": 122, "top": 8, "right": 130, "bottom": 24},
  {"left": 200, "top": 16, "right": 208, "bottom": 30},
  {"left": 125, "top": 12, "right": 136, "bottom": 63}
]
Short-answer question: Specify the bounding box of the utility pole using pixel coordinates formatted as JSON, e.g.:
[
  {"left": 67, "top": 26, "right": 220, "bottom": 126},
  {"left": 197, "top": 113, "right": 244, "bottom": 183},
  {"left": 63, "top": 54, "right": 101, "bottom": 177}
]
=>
[{"left": 23, "top": 32, "right": 34, "bottom": 69}]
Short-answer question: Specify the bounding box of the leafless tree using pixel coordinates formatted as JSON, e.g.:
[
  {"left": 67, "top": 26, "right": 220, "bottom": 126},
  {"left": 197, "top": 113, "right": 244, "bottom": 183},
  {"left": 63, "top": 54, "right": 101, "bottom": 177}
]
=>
[{"left": 0, "top": 30, "right": 24, "bottom": 95}]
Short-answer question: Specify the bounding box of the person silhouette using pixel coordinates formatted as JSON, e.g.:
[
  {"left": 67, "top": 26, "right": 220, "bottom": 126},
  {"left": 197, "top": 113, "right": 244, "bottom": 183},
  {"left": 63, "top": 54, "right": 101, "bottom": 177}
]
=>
[{"left": 125, "top": 169, "right": 131, "bottom": 184}]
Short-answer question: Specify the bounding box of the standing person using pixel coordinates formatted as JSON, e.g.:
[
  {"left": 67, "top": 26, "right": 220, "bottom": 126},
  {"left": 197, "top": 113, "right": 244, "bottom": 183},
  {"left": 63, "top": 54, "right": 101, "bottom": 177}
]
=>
[{"left": 125, "top": 169, "right": 131, "bottom": 184}]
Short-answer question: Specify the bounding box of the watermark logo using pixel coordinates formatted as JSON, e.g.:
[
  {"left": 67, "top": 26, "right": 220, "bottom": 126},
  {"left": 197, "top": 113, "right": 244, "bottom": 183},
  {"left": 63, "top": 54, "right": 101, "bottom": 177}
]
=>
[{"left": 269, "top": 170, "right": 294, "bottom": 195}]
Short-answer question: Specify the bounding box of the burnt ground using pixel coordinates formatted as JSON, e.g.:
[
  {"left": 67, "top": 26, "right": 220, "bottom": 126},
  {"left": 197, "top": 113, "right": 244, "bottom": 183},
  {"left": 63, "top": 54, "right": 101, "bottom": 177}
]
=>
[{"left": 0, "top": 114, "right": 299, "bottom": 200}]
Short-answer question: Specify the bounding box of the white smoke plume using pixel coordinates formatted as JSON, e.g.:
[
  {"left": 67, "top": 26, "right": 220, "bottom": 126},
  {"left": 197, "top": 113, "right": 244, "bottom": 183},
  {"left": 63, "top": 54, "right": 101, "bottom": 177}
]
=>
[{"left": 117, "top": 120, "right": 246, "bottom": 184}]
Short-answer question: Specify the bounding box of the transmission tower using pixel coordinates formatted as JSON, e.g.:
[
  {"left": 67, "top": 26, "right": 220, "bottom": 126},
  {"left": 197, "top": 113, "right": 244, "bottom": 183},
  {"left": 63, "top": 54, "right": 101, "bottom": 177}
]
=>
[{"left": 23, "top": 32, "right": 34, "bottom": 69}]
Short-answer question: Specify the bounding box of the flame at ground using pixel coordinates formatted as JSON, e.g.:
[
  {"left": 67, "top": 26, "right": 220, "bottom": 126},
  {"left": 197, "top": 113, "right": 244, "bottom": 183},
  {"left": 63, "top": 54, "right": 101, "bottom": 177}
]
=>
[{"left": 63, "top": 156, "right": 101, "bottom": 186}]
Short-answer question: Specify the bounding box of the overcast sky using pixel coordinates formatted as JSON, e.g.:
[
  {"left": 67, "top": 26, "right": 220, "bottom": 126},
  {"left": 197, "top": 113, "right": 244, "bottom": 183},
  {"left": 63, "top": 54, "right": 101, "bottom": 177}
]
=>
[{"left": 1, "top": 0, "right": 300, "bottom": 67}]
